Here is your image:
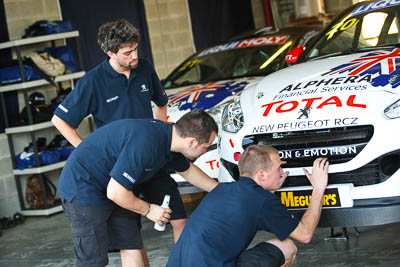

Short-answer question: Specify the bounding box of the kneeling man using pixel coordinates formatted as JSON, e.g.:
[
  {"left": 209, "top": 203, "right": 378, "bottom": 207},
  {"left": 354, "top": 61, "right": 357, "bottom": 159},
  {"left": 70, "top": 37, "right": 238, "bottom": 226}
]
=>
[{"left": 167, "top": 145, "right": 329, "bottom": 267}]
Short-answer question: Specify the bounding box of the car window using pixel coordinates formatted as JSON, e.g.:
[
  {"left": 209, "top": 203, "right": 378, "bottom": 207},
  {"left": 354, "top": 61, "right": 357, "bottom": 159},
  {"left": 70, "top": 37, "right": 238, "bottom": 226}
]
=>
[
  {"left": 163, "top": 37, "right": 293, "bottom": 89},
  {"left": 304, "top": 4, "right": 400, "bottom": 60}
]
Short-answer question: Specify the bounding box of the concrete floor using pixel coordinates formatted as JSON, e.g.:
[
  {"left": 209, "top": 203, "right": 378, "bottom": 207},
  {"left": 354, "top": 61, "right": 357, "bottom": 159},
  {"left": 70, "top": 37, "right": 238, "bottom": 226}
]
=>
[{"left": 1, "top": 203, "right": 400, "bottom": 267}]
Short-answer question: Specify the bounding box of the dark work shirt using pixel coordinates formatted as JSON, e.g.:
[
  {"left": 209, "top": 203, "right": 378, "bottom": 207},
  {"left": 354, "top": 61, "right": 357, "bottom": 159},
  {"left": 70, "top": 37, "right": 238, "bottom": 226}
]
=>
[
  {"left": 54, "top": 58, "right": 168, "bottom": 128},
  {"left": 167, "top": 177, "right": 299, "bottom": 267},
  {"left": 57, "top": 119, "right": 189, "bottom": 206}
]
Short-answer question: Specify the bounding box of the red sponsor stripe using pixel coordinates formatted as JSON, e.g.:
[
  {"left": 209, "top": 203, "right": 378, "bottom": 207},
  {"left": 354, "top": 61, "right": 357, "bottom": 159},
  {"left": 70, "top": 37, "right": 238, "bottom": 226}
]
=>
[
  {"left": 389, "top": 58, "right": 395, "bottom": 74},
  {"left": 229, "top": 138, "right": 234, "bottom": 148}
]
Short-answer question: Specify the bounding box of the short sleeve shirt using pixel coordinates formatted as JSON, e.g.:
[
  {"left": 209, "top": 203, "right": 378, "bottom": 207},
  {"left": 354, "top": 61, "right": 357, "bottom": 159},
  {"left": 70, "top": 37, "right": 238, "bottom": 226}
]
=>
[
  {"left": 54, "top": 58, "right": 168, "bottom": 128},
  {"left": 56, "top": 119, "right": 189, "bottom": 206},
  {"left": 167, "top": 177, "right": 299, "bottom": 267}
]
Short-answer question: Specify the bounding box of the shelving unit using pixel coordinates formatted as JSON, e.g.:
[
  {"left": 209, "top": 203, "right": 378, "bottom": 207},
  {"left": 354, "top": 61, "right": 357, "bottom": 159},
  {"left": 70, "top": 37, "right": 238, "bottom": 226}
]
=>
[{"left": 0, "top": 31, "right": 85, "bottom": 216}]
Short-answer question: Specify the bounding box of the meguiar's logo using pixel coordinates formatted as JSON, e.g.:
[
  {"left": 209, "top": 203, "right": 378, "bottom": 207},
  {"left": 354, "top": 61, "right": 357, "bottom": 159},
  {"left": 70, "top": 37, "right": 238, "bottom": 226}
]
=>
[{"left": 276, "top": 188, "right": 341, "bottom": 209}]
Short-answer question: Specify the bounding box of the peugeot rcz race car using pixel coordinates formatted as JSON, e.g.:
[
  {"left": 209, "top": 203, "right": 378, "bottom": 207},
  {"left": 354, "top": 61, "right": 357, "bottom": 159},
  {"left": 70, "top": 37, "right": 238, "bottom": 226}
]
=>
[
  {"left": 219, "top": 0, "right": 400, "bottom": 227},
  {"left": 162, "top": 26, "right": 320, "bottom": 193}
]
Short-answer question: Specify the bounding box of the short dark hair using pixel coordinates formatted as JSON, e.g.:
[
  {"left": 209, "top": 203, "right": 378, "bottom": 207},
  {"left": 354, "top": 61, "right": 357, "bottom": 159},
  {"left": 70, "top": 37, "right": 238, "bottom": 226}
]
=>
[
  {"left": 97, "top": 19, "right": 140, "bottom": 53},
  {"left": 175, "top": 110, "right": 218, "bottom": 144},
  {"left": 239, "top": 145, "right": 278, "bottom": 177}
]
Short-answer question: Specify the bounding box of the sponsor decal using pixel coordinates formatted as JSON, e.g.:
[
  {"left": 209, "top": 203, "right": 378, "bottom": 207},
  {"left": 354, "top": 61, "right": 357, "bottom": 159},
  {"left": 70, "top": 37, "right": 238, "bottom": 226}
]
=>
[
  {"left": 196, "top": 35, "right": 290, "bottom": 58},
  {"left": 106, "top": 95, "right": 119, "bottom": 103},
  {"left": 276, "top": 188, "right": 341, "bottom": 209},
  {"left": 205, "top": 159, "right": 219, "bottom": 170},
  {"left": 178, "top": 59, "right": 200, "bottom": 72},
  {"left": 261, "top": 95, "right": 366, "bottom": 117},
  {"left": 351, "top": 0, "right": 400, "bottom": 16},
  {"left": 297, "top": 107, "right": 312, "bottom": 119},
  {"left": 325, "top": 18, "right": 359, "bottom": 40},
  {"left": 278, "top": 144, "right": 363, "bottom": 160},
  {"left": 323, "top": 48, "right": 400, "bottom": 88},
  {"left": 123, "top": 172, "right": 136, "bottom": 184},
  {"left": 277, "top": 75, "right": 371, "bottom": 94},
  {"left": 229, "top": 138, "right": 235, "bottom": 148},
  {"left": 252, "top": 117, "right": 358, "bottom": 133},
  {"left": 168, "top": 80, "right": 249, "bottom": 111}
]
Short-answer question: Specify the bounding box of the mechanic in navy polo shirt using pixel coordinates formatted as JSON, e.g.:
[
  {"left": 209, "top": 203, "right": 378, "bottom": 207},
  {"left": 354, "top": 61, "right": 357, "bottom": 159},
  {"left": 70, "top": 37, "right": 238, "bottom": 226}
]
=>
[
  {"left": 51, "top": 19, "right": 187, "bottom": 264},
  {"left": 167, "top": 145, "right": 329, "bottom": 267},
  {"left": 58, "top": 110, "right": 219, "bottom": 267}
]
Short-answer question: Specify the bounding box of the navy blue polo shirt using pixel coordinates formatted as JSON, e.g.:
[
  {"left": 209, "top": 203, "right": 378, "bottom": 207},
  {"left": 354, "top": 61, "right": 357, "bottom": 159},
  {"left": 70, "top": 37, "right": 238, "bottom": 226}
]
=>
[
  {"left": 54, "top": 58, "right": 168, "bottom": 128},
  {"left": 57, "top": 119, "right": 190, "bottom": 206},
  {"left": 167, "top": 177, "right": 299, "bottom": 267}
]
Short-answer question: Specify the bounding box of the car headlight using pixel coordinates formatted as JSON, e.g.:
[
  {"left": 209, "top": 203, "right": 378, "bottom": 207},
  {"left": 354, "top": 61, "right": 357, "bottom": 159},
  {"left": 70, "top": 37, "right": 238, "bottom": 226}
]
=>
[
  {"left": 384, "top": 99, "right": 400, "bottom": 119},
  {"left": 221, "top": 95, "right": 244, "bottom": 133},
  {"left": 207, "top": 103, "right": 225, "bottom": 129}
]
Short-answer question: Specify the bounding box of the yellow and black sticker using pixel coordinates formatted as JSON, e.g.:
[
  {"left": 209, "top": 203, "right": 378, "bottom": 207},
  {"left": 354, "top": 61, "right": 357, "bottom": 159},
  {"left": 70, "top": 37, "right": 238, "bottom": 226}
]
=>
[
  {"left": 325, "top": 17, "right": 359, "bottom": 40},
  {"left": 276, "top": 188, "right": 341, "bottom": 209},
  {"left": 178, "top": 59, "right": 200, "bottom": 72}
]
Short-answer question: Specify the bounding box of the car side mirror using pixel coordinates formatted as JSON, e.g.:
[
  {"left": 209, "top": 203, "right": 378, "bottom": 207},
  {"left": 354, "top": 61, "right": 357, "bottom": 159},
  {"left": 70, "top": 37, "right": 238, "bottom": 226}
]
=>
[{"left": 286, "top": 45, "right": 305, "bottom": 64}]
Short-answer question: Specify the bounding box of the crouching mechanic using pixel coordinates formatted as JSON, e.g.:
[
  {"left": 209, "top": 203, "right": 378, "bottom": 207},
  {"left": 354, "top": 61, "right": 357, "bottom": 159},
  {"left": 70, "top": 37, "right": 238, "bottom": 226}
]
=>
[
  {"left": 167, "top": 145, "right": 329, "bottom": 267},
  {"left": 58, "top": 110, "right": 219, "bottom": 267}
]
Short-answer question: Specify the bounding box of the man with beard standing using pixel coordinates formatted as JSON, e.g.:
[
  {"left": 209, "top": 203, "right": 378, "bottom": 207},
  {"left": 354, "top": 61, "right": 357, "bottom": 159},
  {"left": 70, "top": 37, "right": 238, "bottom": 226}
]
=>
[{"left": 51, "top": 19, "right": 185, "bottom": 266}]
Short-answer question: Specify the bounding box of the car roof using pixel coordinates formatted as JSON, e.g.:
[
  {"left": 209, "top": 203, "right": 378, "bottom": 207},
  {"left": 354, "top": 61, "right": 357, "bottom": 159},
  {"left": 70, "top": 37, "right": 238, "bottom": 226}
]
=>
[{"left": 226, "top": 24, "right": 324, "bottom": 42}]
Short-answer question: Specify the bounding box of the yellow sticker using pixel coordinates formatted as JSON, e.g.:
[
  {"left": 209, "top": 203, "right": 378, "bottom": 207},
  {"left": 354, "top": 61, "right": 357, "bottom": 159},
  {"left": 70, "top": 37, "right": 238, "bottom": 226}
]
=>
[
  {"left": 326, "top": 17, "right": 360, "bottom": 40},
  {"left": 178, "top": 58, "right": 200, "bottom": 72},
  {"left": 277, "top": 188, "right": 341, "bottom": 209}
]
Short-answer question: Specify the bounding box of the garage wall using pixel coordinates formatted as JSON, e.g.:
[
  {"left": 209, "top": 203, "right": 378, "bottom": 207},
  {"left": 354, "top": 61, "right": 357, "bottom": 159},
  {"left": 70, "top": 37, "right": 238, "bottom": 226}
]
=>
[
  {"left": 143, "top": 0, "right": 195, "bottom": 79},
  {"left": 144, "top": 0, "right": 266, "bottom": 79}
]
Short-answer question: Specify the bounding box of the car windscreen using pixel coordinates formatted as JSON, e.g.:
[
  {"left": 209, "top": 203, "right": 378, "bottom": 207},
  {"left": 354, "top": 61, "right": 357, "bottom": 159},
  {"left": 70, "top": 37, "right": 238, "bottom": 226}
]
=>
[
  {"left": 303, "top": 2, "right": 400, "bottom": 60},
  {"left": 163, "top": 36, "right": 293, "bottom": 89}
]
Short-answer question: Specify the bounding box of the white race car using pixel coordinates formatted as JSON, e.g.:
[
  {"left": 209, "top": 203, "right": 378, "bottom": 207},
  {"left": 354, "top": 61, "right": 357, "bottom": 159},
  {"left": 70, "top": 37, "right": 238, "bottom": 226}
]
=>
[
  {"left": 162, "top": 26, "right": 321, "bottom": 193},
  {"left": 219, "top": 0, "right": 400, "bottom": 227}
]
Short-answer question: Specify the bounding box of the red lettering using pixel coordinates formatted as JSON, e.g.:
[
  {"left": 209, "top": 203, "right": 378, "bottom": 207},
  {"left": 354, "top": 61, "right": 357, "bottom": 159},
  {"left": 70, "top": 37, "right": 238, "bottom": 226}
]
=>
[
  {"left": 276, "top": 101, "right": 298, "bottom": 113},
  {"left": 206, "top": 160, "right": 217, "bottom": 170},
  {"left": 261, "top": 100, "right": 283, "bottom": 117},
  {"left": 166, "top": 115, "right": 174, "bottom": 124},
  {"left": 317, "top": 96, "right": 342, "bottom": 109},
  {"left": 347, "top": 95, "right": 366, "bottom": 108},
  {"left": 302, "top": 97, "right": 322, "bottom": 108}
]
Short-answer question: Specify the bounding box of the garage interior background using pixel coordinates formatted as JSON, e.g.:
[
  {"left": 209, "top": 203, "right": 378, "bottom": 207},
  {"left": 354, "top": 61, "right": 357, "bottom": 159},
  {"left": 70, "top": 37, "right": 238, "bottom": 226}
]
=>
[{"left": 0, "top": 0, "right": 358, "bottom": 217}]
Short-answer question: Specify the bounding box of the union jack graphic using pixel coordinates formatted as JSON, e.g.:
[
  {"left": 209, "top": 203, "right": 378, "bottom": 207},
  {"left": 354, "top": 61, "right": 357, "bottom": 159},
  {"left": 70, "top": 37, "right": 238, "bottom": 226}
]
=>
[
  {"left": 168, "top": 80, "right": 250, "bottom": 111},
  {"left": 323, "top": 48, "right": 400, "bottom": 88}
]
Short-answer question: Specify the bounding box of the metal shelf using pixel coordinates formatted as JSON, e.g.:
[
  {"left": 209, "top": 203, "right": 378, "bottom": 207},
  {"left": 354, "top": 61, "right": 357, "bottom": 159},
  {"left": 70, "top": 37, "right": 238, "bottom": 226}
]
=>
[
  {"left": 5, "top": 121, "right": 54, "bottom": 134},
  {"left": 0, "top": 71, "right": 85, "bottom": 93},
  {"left": 0, "top": 31, "right": 84, "bottom": 216},
  {"left": 0, "top": 31, "right": 80, "bottom": 50},
  {"left": 19, "top": 204, "right": 63, "bottom": 216},
  {"left": 13, "top": 161, "right": 66, "bottom": 175}
]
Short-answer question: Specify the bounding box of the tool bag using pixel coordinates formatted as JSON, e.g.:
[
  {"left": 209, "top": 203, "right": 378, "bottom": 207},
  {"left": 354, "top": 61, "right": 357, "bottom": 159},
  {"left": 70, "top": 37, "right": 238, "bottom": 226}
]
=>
[{"left": 25, "top": 174, "right": 56, "bottom": 209}]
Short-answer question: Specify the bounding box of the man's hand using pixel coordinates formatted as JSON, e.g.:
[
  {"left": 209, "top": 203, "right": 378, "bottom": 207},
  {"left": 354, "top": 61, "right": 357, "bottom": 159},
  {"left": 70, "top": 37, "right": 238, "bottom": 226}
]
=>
[
  {"left": 145, "top": 204, "right": 172, "bottom": 226},
  {"left": 303, "top": 158, "right": 329, "bottom": 190},
  {"left": 290, "top": 158, "right": 329, "bottom": 243}
]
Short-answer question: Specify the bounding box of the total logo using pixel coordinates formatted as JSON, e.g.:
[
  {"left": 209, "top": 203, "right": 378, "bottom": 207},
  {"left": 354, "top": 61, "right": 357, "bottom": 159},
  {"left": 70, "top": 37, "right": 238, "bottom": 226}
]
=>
[
  {"left": 261, "top": 95, "right": 366, "bottom": 117},
  {"left": 205, "top": 159, "right": 219, "bottom": 170}
]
